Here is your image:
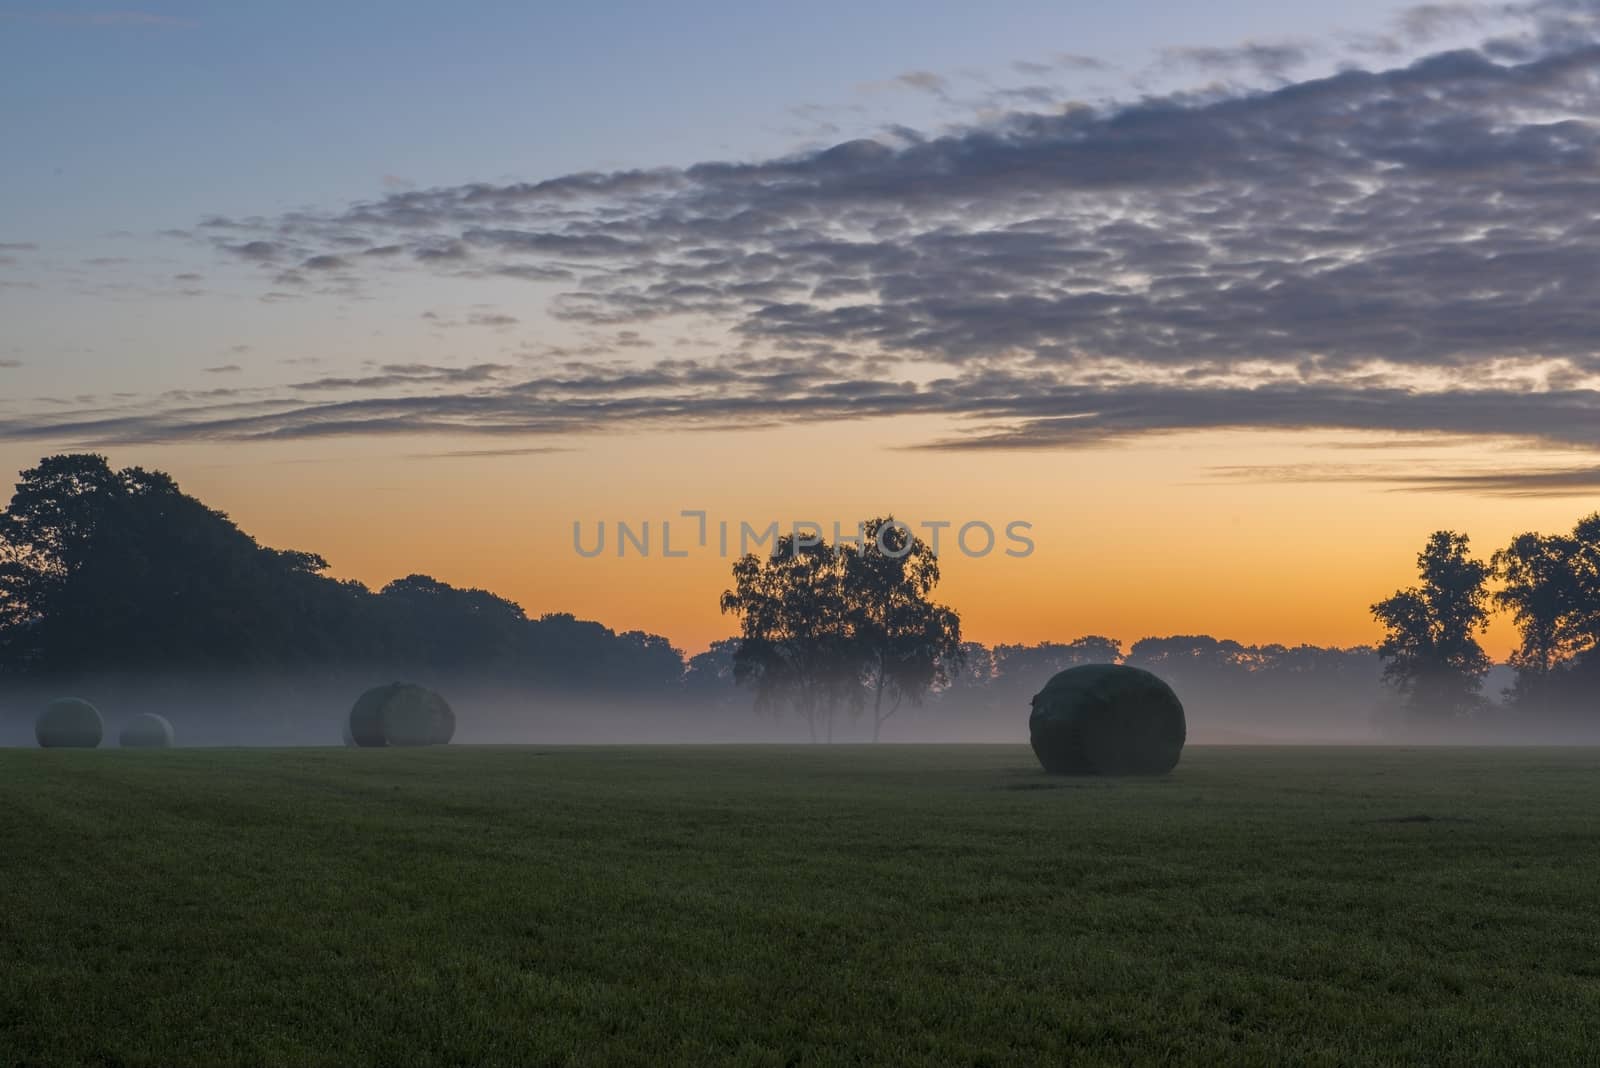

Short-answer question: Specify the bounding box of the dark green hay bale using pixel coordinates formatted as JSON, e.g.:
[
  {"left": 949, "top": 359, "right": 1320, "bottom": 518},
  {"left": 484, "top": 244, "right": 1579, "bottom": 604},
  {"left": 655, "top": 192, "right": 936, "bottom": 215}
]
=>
[
  {"left": 119, "top": 713, "right": 175, "bottom": 748},
  {"left": 36, "top": 698, "right": 104, "bottom": 749},
  {"left": 348, "top": 683, "right": 454, "bottom": 747},
  {"left": 1028, "top": 664, "right": 1185, "bottom": 775}
]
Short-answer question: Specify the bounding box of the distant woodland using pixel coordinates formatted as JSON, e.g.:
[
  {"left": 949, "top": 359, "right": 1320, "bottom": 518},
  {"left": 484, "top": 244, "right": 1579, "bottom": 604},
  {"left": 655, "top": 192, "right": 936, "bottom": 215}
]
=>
[{"left": 1, "top": 455, "right": 1594, "bottom": 744}]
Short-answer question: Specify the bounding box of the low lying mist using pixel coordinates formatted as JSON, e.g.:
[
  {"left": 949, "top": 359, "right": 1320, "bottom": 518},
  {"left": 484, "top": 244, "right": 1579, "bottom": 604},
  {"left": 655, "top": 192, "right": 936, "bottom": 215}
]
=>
[{"left": 4, "top": 662, "right": 1595, "bottom": 748}]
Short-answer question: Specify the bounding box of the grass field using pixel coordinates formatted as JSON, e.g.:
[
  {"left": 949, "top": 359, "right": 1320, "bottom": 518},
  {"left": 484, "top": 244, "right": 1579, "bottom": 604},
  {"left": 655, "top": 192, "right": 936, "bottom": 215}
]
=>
[{"left": 3, "top": 745, "right": 1599, "bottom": 1066}]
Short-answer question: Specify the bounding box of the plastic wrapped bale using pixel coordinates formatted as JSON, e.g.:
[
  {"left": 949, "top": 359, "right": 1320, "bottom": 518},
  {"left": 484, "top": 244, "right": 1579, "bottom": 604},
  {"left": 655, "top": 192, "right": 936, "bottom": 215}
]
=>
[
  {"left": 1028, "top": 664, "right": 1185, "bottom": 775},
  {"left": 119, "top": 713, "right": 175, "bottom": 748},
  {"left": 348, "top": 683, "right": 454, "bottom": 747},
  {"left": 36, "top": 698, "right": 104, "bottom": 749}
]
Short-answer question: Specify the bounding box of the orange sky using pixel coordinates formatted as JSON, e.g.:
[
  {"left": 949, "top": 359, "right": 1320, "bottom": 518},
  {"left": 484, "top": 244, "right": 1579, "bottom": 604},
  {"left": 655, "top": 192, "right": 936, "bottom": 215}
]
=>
[{"left": 5, "top": 421, "right": 1589, "bottom": 661}]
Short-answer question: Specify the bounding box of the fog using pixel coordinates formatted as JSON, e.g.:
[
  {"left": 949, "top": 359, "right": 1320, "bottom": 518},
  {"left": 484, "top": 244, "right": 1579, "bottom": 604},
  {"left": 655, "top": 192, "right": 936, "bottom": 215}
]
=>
[{"left": 6, "top": 663, "right": 1598, "bottom": 749}]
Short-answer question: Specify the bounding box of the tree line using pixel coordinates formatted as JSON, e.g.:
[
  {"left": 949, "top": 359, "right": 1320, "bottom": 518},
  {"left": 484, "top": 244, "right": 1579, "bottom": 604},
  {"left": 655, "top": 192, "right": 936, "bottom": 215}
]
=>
[
  {"left": 0, "top": 455, "right": 682, "bottom": 692},
  {"left": 2, "top": 454, "right": 1595, "bottom": 738},
  {"left": 1372, "top": 522, "right": 1600, "bottom": 723}
]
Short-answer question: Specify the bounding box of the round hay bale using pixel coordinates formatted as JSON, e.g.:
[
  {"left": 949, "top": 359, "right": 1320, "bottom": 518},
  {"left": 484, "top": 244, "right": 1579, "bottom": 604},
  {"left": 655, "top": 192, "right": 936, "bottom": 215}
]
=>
[
  {"left": 119, "top": 713, "right": 175, "bottom": 748},
  {"left": 1028, "top": 664, "right": 1185, "bottom": 775},
  {"left": 348, "top": 683, "right": 454, "bottom": 747},
  {"left": 36, "top": 698, "right": 104, "bottom": 749}
]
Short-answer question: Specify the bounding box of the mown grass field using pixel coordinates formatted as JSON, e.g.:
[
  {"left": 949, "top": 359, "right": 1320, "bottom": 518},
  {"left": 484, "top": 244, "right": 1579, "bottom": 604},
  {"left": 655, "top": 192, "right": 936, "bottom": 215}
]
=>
[{"left": 3, "top": 745, "right": 1599, "bottom": 1066}]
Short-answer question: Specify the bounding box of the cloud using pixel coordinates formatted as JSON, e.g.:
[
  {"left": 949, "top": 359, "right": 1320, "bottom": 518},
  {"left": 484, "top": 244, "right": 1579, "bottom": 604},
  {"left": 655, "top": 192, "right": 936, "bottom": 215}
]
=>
[
  {"left": 3, "top": 357, "right": 1599, "bottom": 459},
  {"left": 135, "top": 0, "right": 1600, "bottom": 465},
  {"left": 1161, "top": 40, "right": 1314, "bottom": 78},
  {"left": 1213, "top": 460, "right": 1600, "bottom": 497},
  {"left": 284, "top": 362, "right": 511, "bottom": 392},
  {"left": 0, "top": 359, "right": 21, "bottom": 369},
  {"left": 203, "top": 364, "right": 242, "bottom": 374},
  {"left": 405, "top": 446, "right": 573, "bottom": 460},
  {"left": 867, "top": 70, "right": 951, "bottom": 98},
  {"left": 0, "top": 242, "right": 39, "bottom": 251},
  {"left": 1013, "top": 53, "right": 1111, "bottom": 76},
  {"left": 223, "top": 240, "right": 284, "bottom": 262},
  {"left": 419, "top": 309, "right": 522, "bottom": 329}
]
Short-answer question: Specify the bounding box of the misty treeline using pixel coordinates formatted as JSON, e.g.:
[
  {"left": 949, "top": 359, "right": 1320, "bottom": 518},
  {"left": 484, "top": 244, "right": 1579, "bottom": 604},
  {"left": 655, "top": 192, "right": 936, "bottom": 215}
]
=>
[
  {"left": 0, "top": 454, "right": 1589, "bottom": 744},
  {"left": 711, "top": 524, "right": 1386, "bottom": 742},
  {"left": 1372, "top": 524, "right": 1600, "bottom": 726},
  {"left": 0, "top": 456, "right": 693, "bottom": 686}
]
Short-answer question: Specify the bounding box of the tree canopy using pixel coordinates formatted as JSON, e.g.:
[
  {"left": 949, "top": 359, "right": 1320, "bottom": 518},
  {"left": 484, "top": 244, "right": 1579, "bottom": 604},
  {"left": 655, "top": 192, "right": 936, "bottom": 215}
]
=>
[
  {"left": 720, "top": 518, "right": 963, "bottom": 742},
  {"left": 0, "top": 454, "right": 684, "bottom": 691},
  {"left": 1371, "top": 531, "right": 1493, "bottom": 720}
]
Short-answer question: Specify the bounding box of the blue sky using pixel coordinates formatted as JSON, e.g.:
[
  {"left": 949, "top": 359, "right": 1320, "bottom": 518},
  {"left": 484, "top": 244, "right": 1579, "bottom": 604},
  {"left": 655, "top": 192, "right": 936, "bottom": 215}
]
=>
[{"left": 5, "top": 0, "right": 1416, "bottom": 241}]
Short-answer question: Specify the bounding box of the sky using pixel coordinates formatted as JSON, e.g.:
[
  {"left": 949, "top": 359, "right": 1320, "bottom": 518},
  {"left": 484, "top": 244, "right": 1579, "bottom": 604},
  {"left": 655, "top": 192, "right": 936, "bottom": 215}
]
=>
[{"left": 4, "top": 0, "right": 1600, "bottom": 657}]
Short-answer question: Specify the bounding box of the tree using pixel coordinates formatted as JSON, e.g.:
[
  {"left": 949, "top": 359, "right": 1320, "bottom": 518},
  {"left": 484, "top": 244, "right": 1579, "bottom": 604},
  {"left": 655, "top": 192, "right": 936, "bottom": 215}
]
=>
[
  {"left": 845, "top": 518, "right": 963, "bottom": 742},
  {"left": 1493, "top": 531, "right": 1576, "bottom": 712},
  {"left": 985, "top": 637, "right": 1123, "bottom": 711},
  {"left": 1371, "top": 531, "right": 1492, "bottom": 720},
  {"left": 374, "top": 574, "right": 529, "bottom": 674},
  {"left": 0, "top": 453, "right": 364, "bottom": 675},
  {"left": 1492, "top": 514, "right": 1600, "bottom": 720},
  {"left": 938, "top": 641, "right": 997, "bottom": 708},
  {"left": 720, "top": 534, "right": 860, "bottom": 742},
  {"left": 719, "top": 519, "right": 965, "bottom": 742},
  {"left": 1560, "top": 513, "right": 1600, "bottom": 666}
]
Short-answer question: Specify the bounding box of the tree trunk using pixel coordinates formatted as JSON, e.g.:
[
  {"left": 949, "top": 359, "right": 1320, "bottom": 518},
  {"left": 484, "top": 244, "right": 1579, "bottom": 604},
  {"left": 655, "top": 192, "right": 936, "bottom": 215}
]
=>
[
  {"left": 871, "top": 672, "right": 886, "bottom": 742},
  {"left": 874, "top": 690, "right": 903, "bottom": 744}
]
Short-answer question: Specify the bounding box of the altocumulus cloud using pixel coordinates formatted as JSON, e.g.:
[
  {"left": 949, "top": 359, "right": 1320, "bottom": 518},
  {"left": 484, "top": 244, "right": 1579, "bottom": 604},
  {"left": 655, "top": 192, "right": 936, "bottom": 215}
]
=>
[{"left": 11, "top": 0, "right": 1600, "bottom": 486}]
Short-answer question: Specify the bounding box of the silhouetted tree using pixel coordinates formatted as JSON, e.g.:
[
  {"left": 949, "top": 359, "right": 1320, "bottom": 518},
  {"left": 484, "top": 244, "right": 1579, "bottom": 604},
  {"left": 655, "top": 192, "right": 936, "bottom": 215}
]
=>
[
  {"left": 521, "top": 612, "right": 685, "bottom": 693},
  {"left": 0, "top": 455, "right": 693, "bottom": 706},
  {"left": 1492, "top": 514, "right": 1600, "bottom": 720},
  {"left": 0, "top": 454, "right": 364, "bottom": 675},
  {"left": 989, "top": 637, "right": 1122, "bottom": 707},
  {"left": 720, "top": 521, "right": 966, "bottom": 741},
  {"left": 374, "top": 574, "right": 529, "bottom": 674},
  {"left": 683, "top": 638, "right": 742, "bottom": 702},
  {"left": 1371, "top": 531, "right": 1492, "bottom": 720},
  {"left": 938, "top": 641, "right": 997, "bottom": 708},
  {"left": 1493, "top": 531, "right": 1575, "bottom": 713},
  {"left": 721, "top": 534, "right": 861, "bottom": 742},
  {"left": 846, "top": 518, "right": 963, "bottom": 741}
]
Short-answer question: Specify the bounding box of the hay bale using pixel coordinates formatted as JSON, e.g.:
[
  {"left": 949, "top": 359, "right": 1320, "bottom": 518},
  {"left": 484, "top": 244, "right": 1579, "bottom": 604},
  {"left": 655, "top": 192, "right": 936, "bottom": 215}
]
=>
[
  {"left": 348, "top": 683, "right": 454, "bottom": 747},
  {"left": 119, "top": 713, "right": 175, "bottom": 748},
  {"left": 36, "top": 698, "right": 104, "bottom": 749},
  {"left": 1028, "top": 664, "right": 1185, "bottom": 775}
]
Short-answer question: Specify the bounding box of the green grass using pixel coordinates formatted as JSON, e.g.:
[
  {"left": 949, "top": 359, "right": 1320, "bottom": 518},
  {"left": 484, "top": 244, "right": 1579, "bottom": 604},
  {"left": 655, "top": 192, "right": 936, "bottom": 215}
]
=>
[{"left": 3, "top": 746, "right": 1599, "bottom": 1066}]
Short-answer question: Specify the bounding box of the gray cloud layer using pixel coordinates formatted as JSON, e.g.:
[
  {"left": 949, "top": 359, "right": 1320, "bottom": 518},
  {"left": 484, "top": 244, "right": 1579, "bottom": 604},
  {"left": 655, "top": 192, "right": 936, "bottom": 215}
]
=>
[{"left": 11, "top": 0, "right": 1600, "bottom": 470}]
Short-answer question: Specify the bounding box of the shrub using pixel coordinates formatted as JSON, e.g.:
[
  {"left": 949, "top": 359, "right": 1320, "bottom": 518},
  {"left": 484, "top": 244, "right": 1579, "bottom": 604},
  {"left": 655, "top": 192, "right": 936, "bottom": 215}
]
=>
[
  {"left": 1028, "top": 663, "right": 1185, "bottom": 775},
  {"left": 36, "top": 698, "right": 104, "bottom": 749},
  {"left": 120, "top": 713, "right": 175, "bottom": 748},
  {"left": 348, "top": 683, "right": 454, "bottom": 747}
]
